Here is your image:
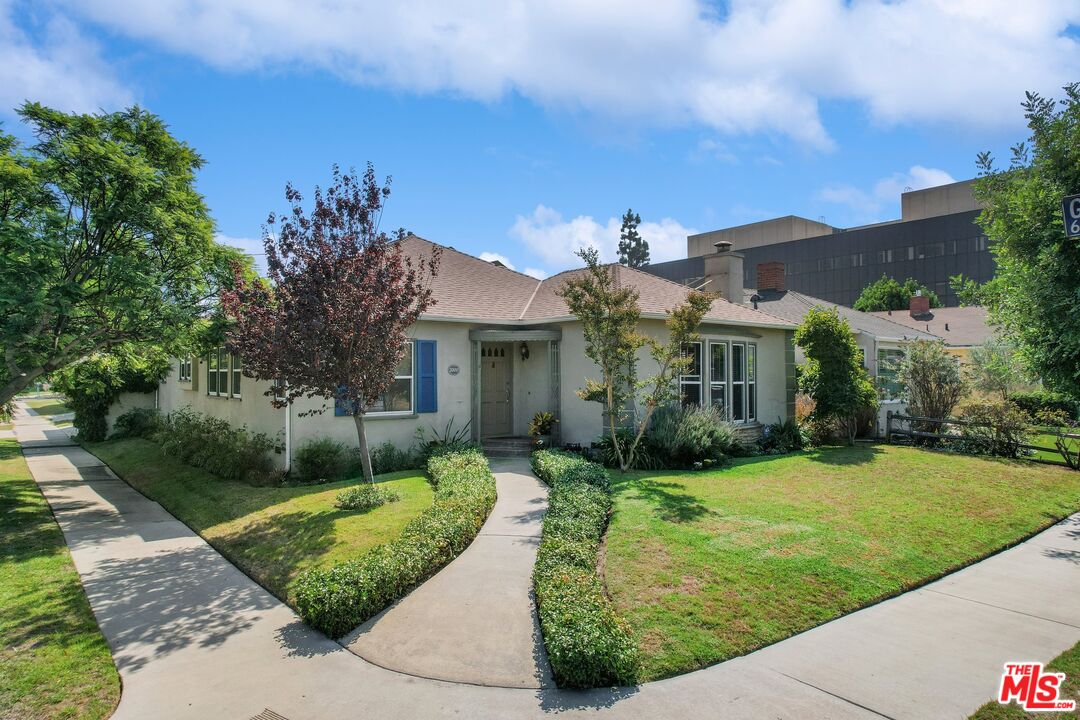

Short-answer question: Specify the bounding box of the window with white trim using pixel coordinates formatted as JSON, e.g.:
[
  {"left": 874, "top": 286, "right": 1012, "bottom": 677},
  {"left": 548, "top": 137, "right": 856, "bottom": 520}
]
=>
[
  {"left": 679, "top": 342, "right": 702, "bottom": 407},
  {"left": 369, "top": 341, "right": 414, "bottom": 414},
  {"left": 178, "top": 357, "right": 192, "bottom": 383},
  {"left": 731, "top": 343, "right": 746, "bottom": 422},
  {"left": 207, "top": 347, "right": 241, "bottom": 399},
  {"left": 703, "top": 339, "right": 757, "bottom": 423},
  {"left": 709, "top": 342, "right": 727, "bottom": 415},
  {"left": 746, "top": 343, "right": 756, "bottom": 422}
]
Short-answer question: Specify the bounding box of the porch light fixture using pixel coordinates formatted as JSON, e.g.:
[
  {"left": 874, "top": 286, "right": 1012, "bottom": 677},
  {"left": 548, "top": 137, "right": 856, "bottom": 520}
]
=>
[{"left": 520, "top": 341, "right": 530, "bottom": 361}]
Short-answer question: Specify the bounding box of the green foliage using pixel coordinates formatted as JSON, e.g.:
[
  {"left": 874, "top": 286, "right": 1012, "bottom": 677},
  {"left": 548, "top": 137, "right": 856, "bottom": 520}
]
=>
[
  {"left": 853, "top": 274, "right": 941, "bottom": 312},
  {"left": 155, "top": 407, "right": 280, "bottom": 485},
  {"left": 367, "top": 441, "right": 420, "bottom": 475},
  {"left": 965, "top": 86, "right": 1080, "bottom": 400},
  {"left": 413, "top": 417, "right": 474, "bottom": 461},
  {"left": 110, "top": 407, "right": 163, "bottom": 440},
  {"left": 592, "top": 428, "right": 662, "bottom": 470},
  {"left": 335, "top": 483, "right": 400, "bottom": 512},
  {"left": 794, "top": 307, "right": 878, "bottom": 445},
  {"left": 294, "top": 437, "right": 350, "bottom": 484},
  {"left": 895, "top": 340, "right": 967, "bottom": 422},
  {"left": 294, "top": 448, "right": 496, "bottom": 638},
  {"left": 955, "top": 399, "right": 1032, "bottom": 458},
  {"left": 616, "top": 208, "right": 650, "bottom": 268},
  {"left": 648, "top": 403, "right": 739, "bottom": 468},
  {"left": 1007, "top": 389, "right": 1080, "bottom": 421},
  {"left": 0, "top": 103, "right": 249, "bottom": 405},
  {"left": 528, "top": 411, "right": 557, "bottom": 437},
  {"left": 967, "top": 338, "right": 1030, "bottom": 400},
  {"left": 51, "top": 346, "right": 169, "bottom": 441},
  {"left": 758, "top": 417, "right": 807, "bottom": 454},
  {"left": 530, "top": 449, "right": 637, "bottom": 687}
]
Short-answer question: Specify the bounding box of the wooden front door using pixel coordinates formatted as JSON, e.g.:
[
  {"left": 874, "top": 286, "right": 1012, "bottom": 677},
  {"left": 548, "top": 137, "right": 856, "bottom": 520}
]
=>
[{"left": 480, "top": 344, "right": 512, "bottom": 437}]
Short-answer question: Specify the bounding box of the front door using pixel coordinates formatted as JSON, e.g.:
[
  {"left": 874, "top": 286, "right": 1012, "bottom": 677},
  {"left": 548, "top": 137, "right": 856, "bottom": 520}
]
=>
[{"left": 480, "top": 344, "right": 512, "bottom": 436}]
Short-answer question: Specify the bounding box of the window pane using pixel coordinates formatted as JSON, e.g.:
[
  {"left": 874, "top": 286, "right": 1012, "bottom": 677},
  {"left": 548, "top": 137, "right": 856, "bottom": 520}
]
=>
[
  {"left": 395, "top": 343, "right": 413, "bottom": 377},
  {"left": 232, "top": 354, "right": 241, "bottom": 396},
  {"left": 732, "top": 383, "right": 745, "bottom": 421},
  {"left": 748, "top": 383, "right": 756, "bottom": 421},
  {"left": 681, "top": 383, "right": 701, "bottom": 407},
  {"left": 747, "top": 344, "right": 756, "bottom": 382},
  {"left": 372, "top": 378, "right": 412, "bottom": 413},
  {"left": 682, "top": 343, "right": 701, "bottom": 379},
  {"left": 207, "top": 356, "right": 217, "bottom": 394},
  {"left": 732, "top": 344, "right": 745, "bottom": 382},
  {"left": 710, "top": 385, "right": 726, "bottom": 414},
  {"left": 218, "top": 349, "right": 229, "bottom": 396},
  {"left": 710, "top": 343, "right": 726, "bottom": 383}
]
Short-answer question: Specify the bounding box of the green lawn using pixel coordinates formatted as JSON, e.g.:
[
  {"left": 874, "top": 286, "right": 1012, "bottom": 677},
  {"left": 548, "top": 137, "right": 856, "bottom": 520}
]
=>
[
  {"left": 969, "top": 640, "right": 1080, "bottom": 718},
  {"left": 24, "top": 399, "right": 71, "bottom": 419},
  {"left": 604, "top": 444, "right": 1080, "bottom": 681},
  {"left": 85, "top": 438, "right": 434, "bottom": 603},
  {"left": 0, "top": 439, "right": 120, "bottom": 719}
]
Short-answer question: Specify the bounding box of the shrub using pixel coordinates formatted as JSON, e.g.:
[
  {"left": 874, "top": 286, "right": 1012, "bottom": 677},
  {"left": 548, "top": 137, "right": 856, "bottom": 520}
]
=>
[
  {"left": 0, "top": 399, "right": 13, "bottom": 424},
  {"left": 294, "top": 447, "right": 496, "bottom": 638},
  {"left": 955, "top": 399, "right": 1032, "bottom": 458},
  {"left": 335, "top": 483, "right": 400, "bottom": 511},
  {"left": 1007, "top": 390, "right": 1079, "bottom": 421},
  {"left": 530, "top": 449, "right": 637, "bottom": 688},
  {"left": 110, "top": 407, "right": 163, "bottom": 439},
  {"left": 368, "top": 441, "right": 419, "bottom": 475},
  {"left": 592, "top": 428, "right": 662, "bottom": 470},
  {"left": 757, "top": 417, "right": 806, "bottom": 454},
  {"left": 648, "top": 404, "right": 739, "bottom": 469},
  {"left": 528, "top": 411, "right": 557, "bottom": 437},
  {"left": 156, "top": 407, "right": 280, "bottom": 485},
  {"left": 294, "top": 437, "right": 350, "bottom": 484}
]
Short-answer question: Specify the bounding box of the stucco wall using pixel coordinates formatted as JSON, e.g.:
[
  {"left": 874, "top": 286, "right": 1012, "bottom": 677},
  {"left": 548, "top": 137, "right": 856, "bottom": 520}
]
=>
[{"left": 104, "top": 391, "right": 157, "bottom": 435}]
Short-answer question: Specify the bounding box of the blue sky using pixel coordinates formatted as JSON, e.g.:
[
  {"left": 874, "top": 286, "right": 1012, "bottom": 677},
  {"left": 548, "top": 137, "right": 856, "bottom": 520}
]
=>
[{"left": 3, "top": 1, "right": 1079, "bottom": 278}]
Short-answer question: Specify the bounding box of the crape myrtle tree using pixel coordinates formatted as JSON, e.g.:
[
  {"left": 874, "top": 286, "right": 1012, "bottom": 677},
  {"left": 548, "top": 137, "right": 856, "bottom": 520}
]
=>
[
  {"left": 795, "top": 307, "right": 878, "bottom": 445},
  {"left": 616, "top": 208, "right": 650, "bottom": 268},
  {"left": 223, "top": 165, "right": 440, "bottom": 483},
  {"left": 0, "top": 102, "right": 243, "bottom": 405},
  {"left": 559, "top": 247, "right": 712, "bottom": 470},
  {"left": 852, "top": 274, "right": 941, "bottom": 312}
]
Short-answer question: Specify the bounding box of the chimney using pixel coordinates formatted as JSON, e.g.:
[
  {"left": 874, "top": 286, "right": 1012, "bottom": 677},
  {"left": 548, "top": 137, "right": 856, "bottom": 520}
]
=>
[
  {"left": 909, "top": 291, "right": 930, "bottom": 317},
  {"left": 756, "top": 261, "right": 785, "bottom": 292},
  {"left": 701, "top": 240, "right": 744, "bottom": 302}
]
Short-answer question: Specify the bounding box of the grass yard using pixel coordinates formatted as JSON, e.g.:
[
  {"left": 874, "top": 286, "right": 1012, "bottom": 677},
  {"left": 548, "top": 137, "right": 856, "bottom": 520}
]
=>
[
  {"left": 969, "top": 639, "right": 1080, "bottom": 718},
  {"left": 85, "top": 438, "right": 434, "bottom": 603},
  {"left": 0, "top": 439, "right": 120, "bottom": 719},
  {"left": 24, "top": 399, "right": 71, "bottom": 420},
  {"left": 604, "top": 444, "right": 1080, "bottom": 682}
]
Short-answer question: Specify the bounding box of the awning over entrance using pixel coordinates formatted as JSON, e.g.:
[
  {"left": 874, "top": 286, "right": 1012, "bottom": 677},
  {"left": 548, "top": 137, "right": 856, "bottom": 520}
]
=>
[{"left": 469, "top": 329, "right": 561, "bottom": 443}]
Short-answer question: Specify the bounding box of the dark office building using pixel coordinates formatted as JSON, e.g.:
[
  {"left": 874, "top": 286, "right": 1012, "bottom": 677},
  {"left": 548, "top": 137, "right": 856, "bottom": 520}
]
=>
[{"left": 643, "top": 180, "right": 994, "bottom": 307}]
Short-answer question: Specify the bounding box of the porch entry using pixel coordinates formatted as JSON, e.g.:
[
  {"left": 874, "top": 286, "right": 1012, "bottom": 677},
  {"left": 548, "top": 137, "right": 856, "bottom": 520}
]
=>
[
  {"left": 479, "top": 343, "right": 512, "bottom": 437},
  {"left": 469, "top": 329, "right": 562, "bottom": 443}
]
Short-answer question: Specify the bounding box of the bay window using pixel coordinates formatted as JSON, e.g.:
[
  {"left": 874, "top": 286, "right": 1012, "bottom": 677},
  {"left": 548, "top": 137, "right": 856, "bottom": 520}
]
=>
[
  {"left": 679, "top": 342, "right": 702, "bottom": 407},
  {"left": 700, "top": 339, "right": 758, "bottom": 423},
  {"left": 709, "top": 342, "right": 727, "bottom": 414}
]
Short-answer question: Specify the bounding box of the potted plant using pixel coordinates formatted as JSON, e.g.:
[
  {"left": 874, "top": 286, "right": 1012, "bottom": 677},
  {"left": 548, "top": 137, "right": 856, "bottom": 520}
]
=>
[{"left": 528, "top": 411, "right": 557, "bottom": 448}]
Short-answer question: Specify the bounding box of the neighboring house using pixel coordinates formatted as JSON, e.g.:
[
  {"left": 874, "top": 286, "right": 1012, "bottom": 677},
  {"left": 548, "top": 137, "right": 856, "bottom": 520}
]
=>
[
  {"left": 867, "top": 301, "right": 993, "bottom": 363},
  {"left": 641, "top": 245, "right": 937, "bottom": 435},
  {"left": 150, "top": 235, "right": 797, "bottom": 468}
]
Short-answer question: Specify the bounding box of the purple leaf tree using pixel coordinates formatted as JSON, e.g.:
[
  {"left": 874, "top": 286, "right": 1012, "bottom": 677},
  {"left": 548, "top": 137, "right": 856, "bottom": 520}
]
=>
[{"left": 223, "top": 164, "right": 440, "bottom": 482}]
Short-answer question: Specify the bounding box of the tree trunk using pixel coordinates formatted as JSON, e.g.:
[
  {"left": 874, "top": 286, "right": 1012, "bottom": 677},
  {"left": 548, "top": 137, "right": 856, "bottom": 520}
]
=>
[
  {"left": 353, "top": 412, "right": 374, "bottom": 483},
  {"left": 0, "top": 368, "right": 44, "bottom": 408}
]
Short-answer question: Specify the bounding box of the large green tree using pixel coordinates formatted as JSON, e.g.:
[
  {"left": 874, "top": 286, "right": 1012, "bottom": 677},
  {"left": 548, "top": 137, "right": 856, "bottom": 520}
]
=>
[
  {"left": 0, "top": 102, "right": 243, "bottom": 405},
  {"left": 956, "top": 85, "right": 1080, "bottom": 399},
  {"left": 853, "top": 274, "right": 940, "bottom": 312},
  {"left": 795, "top": 307, "right": 878, "bottom": 445},
  {"left": 616, "top": 208, "right": 650, "bottom": 268}
]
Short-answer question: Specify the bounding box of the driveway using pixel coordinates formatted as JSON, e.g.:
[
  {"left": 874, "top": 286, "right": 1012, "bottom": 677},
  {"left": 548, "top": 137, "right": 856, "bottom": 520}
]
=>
[{"left": 14, "top": 402, "right": 1080, "bottom": 719}]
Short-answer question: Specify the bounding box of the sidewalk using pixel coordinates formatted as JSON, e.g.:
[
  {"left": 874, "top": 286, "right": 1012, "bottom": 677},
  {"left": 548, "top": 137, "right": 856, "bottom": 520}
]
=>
[{"left": 13, "top": 400, "right": 1080, "bottom": 719}]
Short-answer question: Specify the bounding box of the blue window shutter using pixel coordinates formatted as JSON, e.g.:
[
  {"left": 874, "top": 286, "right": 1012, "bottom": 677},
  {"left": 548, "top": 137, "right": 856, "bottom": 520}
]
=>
[
  {"left": 416, "top": 340, "right": 437, "bottom": 413},
  {"left": 334, "top": 385, "right": 352, "bottom": 416}
]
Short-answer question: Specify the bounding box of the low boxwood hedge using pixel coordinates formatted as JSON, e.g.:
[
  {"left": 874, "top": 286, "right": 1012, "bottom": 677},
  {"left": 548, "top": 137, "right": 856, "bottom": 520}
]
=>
[
  {"left": 294, "top": 446, "right": 496, "bottom": 638},
  {"left": 531, "top": 449, "right": 638, "bottom": 688}
]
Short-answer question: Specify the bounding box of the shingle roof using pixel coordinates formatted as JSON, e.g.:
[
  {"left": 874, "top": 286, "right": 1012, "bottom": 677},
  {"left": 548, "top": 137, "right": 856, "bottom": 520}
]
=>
[
  {"left": 867, "top": 306, "right": 993, "bottom": 347},
  {"left": 400, "top": 235, "right": 794, "bottom": 328},
  {"left": 743, "top": 288, "right": 939, "bottom": 340}
]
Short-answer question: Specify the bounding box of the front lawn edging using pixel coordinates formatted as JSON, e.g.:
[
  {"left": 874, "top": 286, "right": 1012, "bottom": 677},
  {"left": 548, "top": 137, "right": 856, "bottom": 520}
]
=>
[
  {"left": 294, "top": 447, "right": 496, "bottom": 638},
  {"left": 531, "top": 449, "right": 638, "bottom": 688}
]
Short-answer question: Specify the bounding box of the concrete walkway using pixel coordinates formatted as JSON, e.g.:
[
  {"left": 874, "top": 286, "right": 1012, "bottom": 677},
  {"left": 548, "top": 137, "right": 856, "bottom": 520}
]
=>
[
  {"left": 13, "top": 400, "right": 1080, "bottom": 719},
  {"left": 346, "top": 458, "right": 553, "bottom": 688}
]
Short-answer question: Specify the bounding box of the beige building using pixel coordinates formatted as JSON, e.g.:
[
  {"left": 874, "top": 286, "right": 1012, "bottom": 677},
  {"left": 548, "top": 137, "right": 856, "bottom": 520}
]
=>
[{"left": 146, "top": 236, "right": 797, "bottom": 469}]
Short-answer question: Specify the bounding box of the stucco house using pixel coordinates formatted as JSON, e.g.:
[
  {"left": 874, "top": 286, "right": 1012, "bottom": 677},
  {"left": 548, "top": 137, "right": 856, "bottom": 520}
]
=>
[{"left": 140, "top": 236, "right": 797, "bottom": 468}]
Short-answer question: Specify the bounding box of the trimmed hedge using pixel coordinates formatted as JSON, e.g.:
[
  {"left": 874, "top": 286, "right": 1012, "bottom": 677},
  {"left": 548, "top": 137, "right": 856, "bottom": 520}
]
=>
[
  {"left": 531, "top": 450, "right": 638, "bottom": 688},
  {"left": 294, "top": 447, "right": 496, "bottom": 638},
  {"left": 1008, "top": 390, "right": 1080, "bottom": 421}
]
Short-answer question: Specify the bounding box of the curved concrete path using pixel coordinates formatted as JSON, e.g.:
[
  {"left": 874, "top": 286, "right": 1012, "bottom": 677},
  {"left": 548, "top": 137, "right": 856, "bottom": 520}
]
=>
[
  {"left": 14, "top": 401, "right": 1080, "bottom": 719},
  {"left": 345, "top": 458, "right": 553, "bottom": 688}
]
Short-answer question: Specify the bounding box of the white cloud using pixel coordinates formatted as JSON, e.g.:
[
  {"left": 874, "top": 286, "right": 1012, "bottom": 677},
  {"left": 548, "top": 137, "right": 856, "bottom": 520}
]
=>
[
  {"left": 53, "top": 0, "right": 1080, "bottom": 148},
  {"left": 509, "top": 204, "right": 696, "bottom": 270},
  {"left": 0, "top": 2, "right": 131, "bottom": 116},
  {"left": 478, "top": 251, "right": 515, "bottom": 269},
  {"left": 522, "top": 267, "right": 548, "bottom": 280},
  {"left": 820, "top": 165, "right": 957, "bottom": 219}
]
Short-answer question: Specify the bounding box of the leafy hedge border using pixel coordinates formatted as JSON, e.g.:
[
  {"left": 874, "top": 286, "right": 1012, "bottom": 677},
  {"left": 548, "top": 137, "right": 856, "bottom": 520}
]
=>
[
  {"left": 295, "top": 447, "right": 497, "bottom": 637},
  {"left": 531, "top": 450, "right": 638, "bottom": 688}
]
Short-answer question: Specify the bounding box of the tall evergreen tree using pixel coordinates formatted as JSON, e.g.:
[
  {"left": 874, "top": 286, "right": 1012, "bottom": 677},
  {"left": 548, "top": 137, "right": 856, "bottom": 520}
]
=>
[{"left": 616, "top": 208, "right": 649, "bottom": 268}]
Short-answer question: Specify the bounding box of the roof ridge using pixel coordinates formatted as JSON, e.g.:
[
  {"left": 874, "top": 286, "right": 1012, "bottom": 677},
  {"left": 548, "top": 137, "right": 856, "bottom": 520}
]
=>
[{"left": 519, "top": 277, "right": 544, "bottom": 320}]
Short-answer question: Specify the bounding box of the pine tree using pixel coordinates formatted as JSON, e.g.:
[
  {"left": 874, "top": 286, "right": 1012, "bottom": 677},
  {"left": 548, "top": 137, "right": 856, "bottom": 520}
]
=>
[{"left": 617, "top": 208, "right": 650, "bottom": 268}]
